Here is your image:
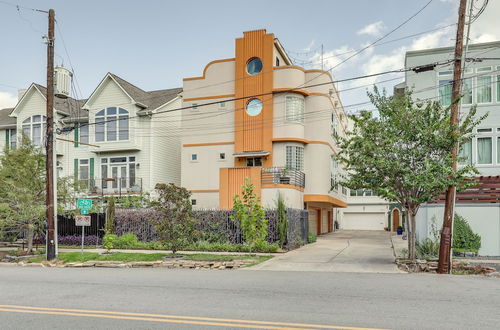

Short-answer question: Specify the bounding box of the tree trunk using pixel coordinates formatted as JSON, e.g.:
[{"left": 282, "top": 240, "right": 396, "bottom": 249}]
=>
[
  {"left": 26, "top": 226, "right": 34, "bottom": 254},
  {"left": 407, "top": 211, "right": 417, "bottom": 260}
]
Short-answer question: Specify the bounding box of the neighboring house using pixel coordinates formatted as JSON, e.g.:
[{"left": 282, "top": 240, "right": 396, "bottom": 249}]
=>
[
  {"left": 403, "top": 41, "right": 500, "bottom": 256},
  {"left": 0, "top": 71, "right": 183, "bottom": 197},
  {"left": 181, "top": 29, "right": 348, "bottom": 235}
]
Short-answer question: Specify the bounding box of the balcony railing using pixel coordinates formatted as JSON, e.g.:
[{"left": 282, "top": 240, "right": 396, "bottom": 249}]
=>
[
  {"left": 261, "top": 167, "right": 305, "bottom": 188},
  {"left": 77, "top": 177, "right": 143, "bottom": 196}
]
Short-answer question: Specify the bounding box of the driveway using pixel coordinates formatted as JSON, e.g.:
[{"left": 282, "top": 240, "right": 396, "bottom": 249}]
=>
[{"left": 250, "top": 230, "right": 401, "bottom": 273}]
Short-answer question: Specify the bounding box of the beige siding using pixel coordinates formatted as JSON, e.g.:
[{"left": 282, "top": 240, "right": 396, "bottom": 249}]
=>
[{"left": 308, "top": 208, "right": 317, "bottom": 235}]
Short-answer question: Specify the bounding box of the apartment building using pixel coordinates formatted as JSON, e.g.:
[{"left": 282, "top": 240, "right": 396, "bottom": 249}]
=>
[
  {"left": 0, "top": 71, "right": 182, "bottom": 196},
  {"left": 181, "top": 29, "right": 348, "bottom": 235}
]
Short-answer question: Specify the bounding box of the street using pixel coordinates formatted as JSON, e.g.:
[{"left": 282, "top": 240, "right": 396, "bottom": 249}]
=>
[{"left": 1, "top": 266, "right": 499, "bottom": 329}]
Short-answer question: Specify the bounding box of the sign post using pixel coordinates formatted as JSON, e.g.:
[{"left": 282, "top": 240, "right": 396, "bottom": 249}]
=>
[{"left": 76, "top": 199, "right": 93, "bottom": 252}]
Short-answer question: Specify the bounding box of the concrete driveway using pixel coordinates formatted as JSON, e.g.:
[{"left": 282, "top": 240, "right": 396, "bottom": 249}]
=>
[{"left": 250, "top": 230, "right": 401, "bottom": 273}]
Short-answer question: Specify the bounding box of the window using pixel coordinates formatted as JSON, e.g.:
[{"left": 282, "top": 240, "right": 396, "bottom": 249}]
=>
[
  {"left": 349, "top": 189, "right": 377, "bottom": 197},
  {"left": 477, "top": 76, "right": 492, "bottom": 103},
  {"left": 246, "top": 99, "right": 263, "bottom": 116},
  {"left": 330, "top": 156, "right": 338, "bottom": 190},
  {"left": 100, "top": 156, "right": 136, "bottom": 190},
  {"left": 79, "top": 124, "right": 89, "bottom": 144},
  {"left": 285, "top": 146, "right": 304, "bottom": 171},
  {"left": 497, "top": 75, "right": 500, "bottom": 102},
  {"left": 95, "top": 107, "right": 129, "bottom": 142},
  {"left": 191, "top": 154, "right": 198, "bottom": 161},
  {"left": 477, "top": 66, "right": 492, "bottom": 72},
  {"left": 498, "top": 137, "right": 500, "bottom": 164},
  {"left": 246, "top": 157, "right": 262, "bottom": 167},
  {"left": 331, "top": 112, "right": 339, "bottom": 138},
  {"left": 285, "top": 96, "right": 304, "bottom": 123},
  {"left": 79, "top": 159, "right": 89, "bottom": 181},
  {"left": 22, "top": 115, "right": 47, "bottom": 147},
  {"left": 439, "top": 79, "right": 453, "bottom": 106},
  {"left": 275, "top": 57, "right": 280, "bottom": 67},
  {"left": 462, "top": 77, "right": 472, "bottom": 104},
  {"left": 191, "top": 199, "right": 197, "bottom": 206},
  {"left": 219, "top": 153, "right": 226, "bottom": 160},
  {"left": 246, "top": 57, "right": 263, "bottom": 75},
  {"left": 458, "top": 139, "right": 472, "bottom": 165},
  {"left": 477, "top": 137, "right": 492, "bottom": 164},
  {"left": 6, "top": 129, "right": 16, "bottom": 150},
  {"left": 219, "top": 101, "right": 226, "bottom": 109}
]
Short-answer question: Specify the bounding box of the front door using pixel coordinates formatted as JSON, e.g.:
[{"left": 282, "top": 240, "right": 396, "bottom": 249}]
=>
[
  {"left": 392, "top": 209, "right": 400, "bottom": 231},
  {"left": 111, "top": 165, "right": 127, "bottom": 190},
  {"left": 316, "top": 209, "right": 321, "bottom": 235}
]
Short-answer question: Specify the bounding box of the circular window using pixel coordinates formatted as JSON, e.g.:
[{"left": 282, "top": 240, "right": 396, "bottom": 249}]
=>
[
  {"left": 246, "top": 57, "right": 263, "bottom": 75},
  {"left": 246, "top": 99, "right": 263, "bottom": 116}
]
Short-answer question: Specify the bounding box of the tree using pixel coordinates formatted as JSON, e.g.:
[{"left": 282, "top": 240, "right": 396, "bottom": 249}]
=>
[
  {"left": 276, "top": 193, "right": 288, "bottom": 249},
  {"left": 231, "top": 178, "right": 267, "bottom": 248},
  {"left": 0, "top": 138, "right": 46, "bottom": 253},
  {"left": 150, "top": 183, "right": 197, "bottom": 256},
  {"left": 338, "top": 88, "right": 483, "bottom": 260}
]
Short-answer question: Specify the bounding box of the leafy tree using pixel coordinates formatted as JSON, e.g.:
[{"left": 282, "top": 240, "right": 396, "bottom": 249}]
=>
[
  {"left": 453, "top": 213, "right": 481, "bottom": 253},
  {"left": 338, "top": 88, "right": 484, "bottom": 260},
  {"left": 57, "top": 176, "right": 86, "bottom": 216},
  {"left": 0, "top": 138, "right": 46, "bottom": 252},
  {"left": 275, "top": 193, "right": 288, "bottom": 249},
  {"left": 150, "top": 183, "right": 197, "bottom": 256},
  {"left": 231, "top": 178, "right": 267, "bottom": 248}
]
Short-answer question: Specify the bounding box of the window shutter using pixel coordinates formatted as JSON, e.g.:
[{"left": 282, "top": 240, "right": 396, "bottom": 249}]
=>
[
  {"left": 5, "top": 130, "right": 9, "bottom": 151},
  {"left": 74, "top": 126, "right": 79, "bottom": 147},
  {"left": 74, "top": 158, "right": 79, "bottom": 181},
  {"left": 89, "top": 158, "right": 94, "bottom": 183}
]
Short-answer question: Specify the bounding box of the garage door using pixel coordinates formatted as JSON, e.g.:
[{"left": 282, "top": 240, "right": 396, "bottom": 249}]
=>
[{"left": 343, "top": 213, "right": 386, "bottom": 230}]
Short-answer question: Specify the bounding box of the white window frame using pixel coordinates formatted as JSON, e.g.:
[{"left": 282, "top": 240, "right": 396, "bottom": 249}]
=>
[
  {"left": 476, "top": 75, "right": 492, "bottom": 104},
  {"left": 95, "top": 107, "right": 129, "bottom": 142},
  {"left": 7, "top": 128, "right": 16, "bottom": 150},
  {"left": 22, "top": 115, "right": 47, "bottom": 147},
  {"left": 476, "top": 129, "right": 493, "bottom": 166},
  {"left": 285, "top": 145, "right": 304, "bottom": 171}
]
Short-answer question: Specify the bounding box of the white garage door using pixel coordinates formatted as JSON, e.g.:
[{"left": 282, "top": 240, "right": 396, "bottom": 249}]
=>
[{"left": 343, "top": 213, "right": 386, "bottom": 230}]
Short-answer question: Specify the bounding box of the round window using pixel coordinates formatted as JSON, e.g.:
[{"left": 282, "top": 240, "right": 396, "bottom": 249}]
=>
[
  {"left": 246, "top": 57, "right": 263, "bottom": 75},
  {"left": 246, "top": 99, "right": 263, "bottom": 116}
]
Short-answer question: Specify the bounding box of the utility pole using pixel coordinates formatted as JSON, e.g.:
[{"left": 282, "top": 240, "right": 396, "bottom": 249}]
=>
[
  {"left": 46, "top": 8, "right": 56, "bottom": 261},
  {"left": 437, "top": 0, "right": 467, "bottom": 274}
]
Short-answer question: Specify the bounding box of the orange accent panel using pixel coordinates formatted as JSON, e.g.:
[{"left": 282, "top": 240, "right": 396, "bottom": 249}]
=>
[
  {"left": 183, "top": 94, "right": 235, "bottom": 102},
  {"left": 183, "top": 141, "right": 234, "bottom": 147},
  {"left": 183, "top": 58, "right": 235, "bottom": 81},
  {"left": 304, "top": 194, "right": 348, "bottom": 208},
  {"left": 261, "top": 184, "right": 304, "bottom": 192},
  {"left": 219, "top": 167, "right": 262, "bottom": 209},
  {"left": 234, "top": 30, "right": 274, "bottom": 167},
  {"left": 190, "top": 189, "right": 219, "bottom": 193}
]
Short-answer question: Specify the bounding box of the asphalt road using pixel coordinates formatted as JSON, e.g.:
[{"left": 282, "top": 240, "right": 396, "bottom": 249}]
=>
[{"left": 1, "top": 266, "right": 499, "bottom": 329}]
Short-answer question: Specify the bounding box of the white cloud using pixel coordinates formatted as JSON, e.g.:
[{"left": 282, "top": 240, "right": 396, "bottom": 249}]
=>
[
  {"left": 357, "top": 21, "right": 386, "bottom": 37},
  {"left": 469, "top": 0, "right": 500, "bottom": 42},
  {"left": 0, "top": 92, "right": 17, "bottom": 109}
]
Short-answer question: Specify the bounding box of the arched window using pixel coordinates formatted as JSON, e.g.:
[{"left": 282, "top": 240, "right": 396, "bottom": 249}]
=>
[
  {"left": 22, "top": 115, "right": 47, "bottom": 147},
  {"left": 95, "top": 107, "right": 129, "bottom": 142}
]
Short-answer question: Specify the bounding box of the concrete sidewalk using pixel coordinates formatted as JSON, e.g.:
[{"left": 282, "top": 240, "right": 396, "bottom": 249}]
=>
[{"left": 249, "top": 231, "right": 401, "bottom": 273}]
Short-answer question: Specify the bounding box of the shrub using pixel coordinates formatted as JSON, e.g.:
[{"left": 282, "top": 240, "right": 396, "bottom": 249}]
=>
[
  {"left": 453, "top": 213, "right": 481, "bottom": 253},
  {"left": 150, "top": 183, "right": 198, "bottom": 256},
  {"left": 416, "top": 238, "right": 439, "bottom": 259},
  {"left": 58, "top": 235, "right": 101, "bottom": 246},
  {"left": 276, "top": 193, "right": 288, "bottom": 249},
  {"left": 231, "top": 178, "right": 267, "bottom": 248},
  {"left": 307, "top": 233, "right": 317, "bottom": 243},
  {"left": 105, "top": 196, "right": 116, "bottom": 234},
  {"left": 103, "top": 234, "right": 118, "bottom": 252}
]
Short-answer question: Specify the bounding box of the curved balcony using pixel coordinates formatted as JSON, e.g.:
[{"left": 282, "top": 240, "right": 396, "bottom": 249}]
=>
[{"left": 261, "top": 167, "right": 305, "bottom": 189}]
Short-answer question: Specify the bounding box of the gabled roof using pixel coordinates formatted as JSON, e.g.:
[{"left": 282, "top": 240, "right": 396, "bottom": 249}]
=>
[
  {"left": 0, "top": 107, "right": 16, "bottom": 128},
  {"left": 33, "top": 84, "right": 88, "bottom": 118},
  {"left": 84, "top": 72, "right": 182, "bottom": 111}
]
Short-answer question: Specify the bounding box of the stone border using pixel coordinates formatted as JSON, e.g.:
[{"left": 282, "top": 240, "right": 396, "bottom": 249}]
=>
[{"left": 1, "top": 259, "right": 257, "bottom": 270}]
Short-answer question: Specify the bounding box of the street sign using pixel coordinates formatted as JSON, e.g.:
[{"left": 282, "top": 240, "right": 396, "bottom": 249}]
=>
[
  {"left": 80, "top": 209, "right": 89, "bottom": 215},
  {"left": 77, "top": 199, "right": 93, "bottom": 210},
  {"left": 75, "top": 215, "right": 91, "bottom": 226}
]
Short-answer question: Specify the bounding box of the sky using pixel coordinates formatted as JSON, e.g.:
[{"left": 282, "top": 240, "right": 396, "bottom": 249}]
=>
[{"left": 0, "top": 0, "right": 499, "bottom": 112}]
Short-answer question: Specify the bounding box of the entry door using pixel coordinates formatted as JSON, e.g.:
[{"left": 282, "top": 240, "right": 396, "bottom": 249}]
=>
[
  {"left": 111, "top": 165, "right": 127, "bottom": 189},
  {"left": 392, "top": 209, "right": 400, "bottom": 231},
  {"left": 316, "top": 209, "right": 321, "bottom": 235}
]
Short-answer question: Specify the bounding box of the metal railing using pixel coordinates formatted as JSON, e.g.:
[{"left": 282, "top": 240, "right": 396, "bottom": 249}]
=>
[
  {"left": 77, "top": 177, "right": 143, "bottom": 196},
  {"left": 261, "top": 167, "right": 305, "bottom": 188}
]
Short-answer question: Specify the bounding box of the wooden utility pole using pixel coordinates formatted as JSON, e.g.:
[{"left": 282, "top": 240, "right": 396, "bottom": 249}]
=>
[
  {"left": 46, "top": 8, "right": 56, "bottom": 261},
  {"left": 437, "top": 0, "right": 467, "bottom": 274}
]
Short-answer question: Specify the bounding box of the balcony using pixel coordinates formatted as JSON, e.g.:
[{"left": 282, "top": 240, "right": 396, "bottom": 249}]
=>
[
  {"left": 261, "top": 167, "right": 305, "bottom": 189},
  {"left": 77, "top": 177, "right": 143, "bottom": 197}
]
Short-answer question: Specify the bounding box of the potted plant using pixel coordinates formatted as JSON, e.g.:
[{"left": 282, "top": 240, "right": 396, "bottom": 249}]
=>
[{"left": 396, "top": 225, "right": 403, "bottom": 235}]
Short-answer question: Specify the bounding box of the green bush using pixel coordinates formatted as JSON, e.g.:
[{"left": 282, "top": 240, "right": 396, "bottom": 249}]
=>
[
  {"left": 453, "top": 213, "right": 481, "bottom": 253},
  {"left": 115, "top": 233, "right": 141, "bottom": 249},
  {"left": 187, "top": 240, "right": 278, "bottom": 253},
  {"left": 103, "top": 234, "right": 118, "bottom": 252},
  {"left": 307, "top": 233, "right": 317, "bottom": 243},
  {"left": 416, "top": 238, "right": 439, "bottom": 259}
]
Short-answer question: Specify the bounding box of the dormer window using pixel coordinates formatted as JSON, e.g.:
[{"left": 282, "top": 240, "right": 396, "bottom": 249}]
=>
[
  {"left": 95, "top": 107, "right": 129, "bottom": 142},
  {"left": 22, "top": 115, "right": 46, "bottom": 147}
]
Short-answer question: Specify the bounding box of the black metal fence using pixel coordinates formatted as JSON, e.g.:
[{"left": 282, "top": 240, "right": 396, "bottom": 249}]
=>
[
  {"left": 114, "top": 208, "right": 309, "bottom": 249},
  {"left": 261, "top": 167, "right": 306, "bottom": 188},
  {"left": 57, "top": 213, "right": 106, "bottom": 237}
]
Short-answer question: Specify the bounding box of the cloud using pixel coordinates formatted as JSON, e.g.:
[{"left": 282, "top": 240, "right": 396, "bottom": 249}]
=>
[
  {"left": 0, "top": 92, "right": 17, "bottom": 109},
  {"left": 469, "top": 0, "right": 500, "bottom": 42},
  {"left": 357, "top": 21, "right": 386, "bottom": 37}
]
